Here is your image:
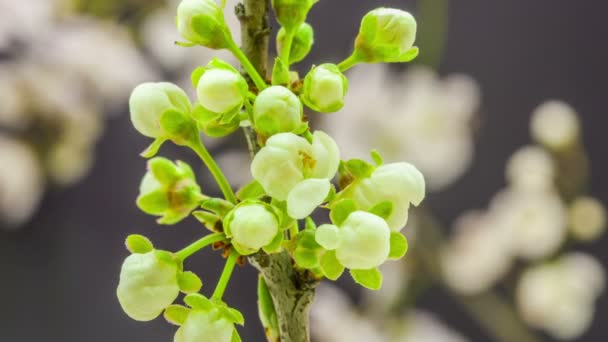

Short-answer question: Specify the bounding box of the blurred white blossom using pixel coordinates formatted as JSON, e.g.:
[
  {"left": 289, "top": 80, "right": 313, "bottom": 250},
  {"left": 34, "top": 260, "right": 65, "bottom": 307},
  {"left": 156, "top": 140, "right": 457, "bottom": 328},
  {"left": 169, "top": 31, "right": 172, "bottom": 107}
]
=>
[
  {"left": 517, "top": 253, "right": 605, "bottom": 340},
  {"left": 568, "top": 196, "right": 606, "bottom": 242},
  {"left": 505, "top": 145, "right": 555, "bottom": 192},
  {"left": 390, "top": 311, "right": 469, "bottom": 342},
  {"left": 530, "top": 100, "right": 580, "bottom": 151},
  {"left": 321, "top": 65, "right": 480, "bottom": 191},
  {"left": 441, "top": 211, "right": 512, "bottom": 295},
  {"left": 0, "top": 134, "right": 43, "bottom": 229}
]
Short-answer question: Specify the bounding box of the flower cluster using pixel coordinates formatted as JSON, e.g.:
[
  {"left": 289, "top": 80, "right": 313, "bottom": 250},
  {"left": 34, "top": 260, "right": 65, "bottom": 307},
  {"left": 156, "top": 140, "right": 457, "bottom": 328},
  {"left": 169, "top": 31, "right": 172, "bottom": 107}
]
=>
[{"left": 117, "top": 0, "right": 426, "bottom": 340}]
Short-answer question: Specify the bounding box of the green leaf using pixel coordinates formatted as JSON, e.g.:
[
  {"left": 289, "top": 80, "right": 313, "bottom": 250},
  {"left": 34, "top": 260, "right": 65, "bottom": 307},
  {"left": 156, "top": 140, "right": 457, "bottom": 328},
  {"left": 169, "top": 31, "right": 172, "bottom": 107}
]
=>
[
  {"left": 175, "top": 40, "right": 196, "bottom": 47},
  {"left": 304, "top": 217, "right": 317, "bottom": 231},
  {"left": 394, "top": 46, "right": 419, "bottom": 63},
  {"left": 294, "top": 248, "right": 320, "bottom": 269},
  {"left": 224, "top": 307, "right": 245, "bottom": 325},
  {"left": 192, "top": 211, "right": 222, "bottom": 232},
  {"left": 257, "top": 276, "right": 280, "bottom": 341},
  {"left": 369, "top": 201, "right": 393, "bottom": 221},
  {"left": 370, "top": 149, "right": 383, "bottom": 165},
  {"left": 350, "top": 268, "right": 382, "bottom": 290},
  {"left": 201, "top": 198, "right": 235, "bottom": 217},
  {"left": 184, "top": 293, "right": 214, "bottom": 310},
  {"left": 330, "top": 199, "right": 357, "bottom": 226},
  {"left": 231, "top": 330, "right": 243, "bottom": 342},
  {"left": 320, "top": 250, "right": 344, "bottom": 280},
  {"left": 157, "top": 210, "right": 189, "bottom": 225},
  {"left": 191, "top": 66, "right": 206, "bottom": 89},
  {"left": 164, "top": 304, "right": 191, "bottom": 326},
  {"left": 389, "top": 232, "right": 408, "bottom": 260},
  {"left": 236, "top": 180, "right": 266, "bottom": 200},
  {"left": 160, "top": 109, "right": 198, "bottom": 146},
  {"left": 140, "top": 137, "right": 167, "bottom": 158},
  {"left": 344, "top": 159, "right": 374, "bottom": 178},
  {"left": 262, "top": 230, "right": 284, "bottom": 254},
  {"left": 136, "top": 190, "right": 169, "bottom": 215},
  {"left": 148, "top": 157, "right": 180, "bottom": 185},
  {"left": 125, "top": 234, "right": 154, "bottom": 254},
  {"left": 191, "top": 104, "right": 222, "bottom": 124},
  {"left": 272, "top": 57, "right": 290, "bottom": 85},
  {"left": 178, "top": 271, "right": 203, "bottom": 293}
]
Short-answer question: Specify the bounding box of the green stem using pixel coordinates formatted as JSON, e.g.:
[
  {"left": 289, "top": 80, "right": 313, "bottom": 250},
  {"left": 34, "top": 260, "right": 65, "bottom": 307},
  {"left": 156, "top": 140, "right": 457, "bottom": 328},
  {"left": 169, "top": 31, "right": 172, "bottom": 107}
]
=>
[
  {"left": 229, "top": 41, "right": 268, "bottom": 91},
  {"left": 337, "top": 54, "right": 359, "bottom": 72},
  {"left": 279, "top": 28, "right": 296, "bottom": 66},
  {"left": 212, "top": 249, "right": 240, "bottom": 300},
  {"left": 188, "top": 140, "right": 238, "bottom": 204},
  {"left": 175, "top": 233, "right": 226, "bottom": 261}
]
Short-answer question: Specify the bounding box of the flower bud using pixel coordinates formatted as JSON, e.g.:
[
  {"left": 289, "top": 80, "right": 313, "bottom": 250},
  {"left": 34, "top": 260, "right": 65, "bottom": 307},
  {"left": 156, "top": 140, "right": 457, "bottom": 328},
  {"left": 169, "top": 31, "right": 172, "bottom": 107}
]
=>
[
  {"left": 137, "top": 157, "right": 203, "bottom": 224},
  {"left": 224, "top": 201, "right": 281, "bottom": 255},
  {"left": 129, "top": 82, "right": 191, "bottom": 138},
  {"left": 117, "top": 251, "right": 180, "bottom": 321},
  {"left": 339, "top": 162, "right": 425, "bottom": 231},
  {"left": 316, "top": 211, "right": 391, "bottom": 270},
  {"left": 175, "top": 310, "right": 234, "bottom": 342},
  {"left": 176, "top": 0, "right": 233, "bottom": 49},
  {"left": 530, "top": 100, "right": 580, "bottom": 150},
  {"left": 271, "top": 0, "right": 317, "bottom": 31},
  {"left": 251, "top": 131, "right": 340, "bottom": 218},
  {"left": 301, "top": 64, "right": 348, "bottom": 113},
  {"left": 354, "top": 8, "right": 418, "bottom": 63},
  {"left": 277, "top": 23, "right": 314, "bottom": 64},
  {"left": 195, "top": 59, "right": 248, "bottom": 115},
  {"left": 253, "top": 86, "right": 302, "bottom": 138}
]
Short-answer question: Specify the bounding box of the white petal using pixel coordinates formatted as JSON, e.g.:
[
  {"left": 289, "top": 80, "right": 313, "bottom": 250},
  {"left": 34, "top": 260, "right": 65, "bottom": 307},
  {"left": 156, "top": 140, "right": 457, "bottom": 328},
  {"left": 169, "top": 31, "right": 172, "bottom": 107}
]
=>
[{"left": 287, "top": 178, "right": 331, "bottom": 219}]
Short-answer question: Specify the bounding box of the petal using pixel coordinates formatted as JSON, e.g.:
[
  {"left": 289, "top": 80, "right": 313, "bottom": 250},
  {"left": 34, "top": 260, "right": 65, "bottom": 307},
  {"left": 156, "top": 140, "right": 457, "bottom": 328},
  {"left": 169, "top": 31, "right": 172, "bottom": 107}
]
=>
[
  {"left": 311, "top": 131, "right": 340, "bottom": 179},
  {"left": 287, "top": 178, "right": 331, "bottom": 219},
  {"left": 315, "top": 224, "right": 341, "bottom": 250}
]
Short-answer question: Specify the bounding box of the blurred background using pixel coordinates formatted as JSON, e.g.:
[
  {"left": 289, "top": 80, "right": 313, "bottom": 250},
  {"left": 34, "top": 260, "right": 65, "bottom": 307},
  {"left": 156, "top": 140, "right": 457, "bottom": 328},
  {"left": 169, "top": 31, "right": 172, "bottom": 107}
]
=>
[{"left": 1, "top": 0, "right": 607, "bottom": 341}]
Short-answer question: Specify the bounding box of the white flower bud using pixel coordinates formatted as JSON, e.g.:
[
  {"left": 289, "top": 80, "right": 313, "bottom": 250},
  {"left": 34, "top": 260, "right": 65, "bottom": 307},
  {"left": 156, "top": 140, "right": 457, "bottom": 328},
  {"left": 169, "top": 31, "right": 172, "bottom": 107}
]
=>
[
  {"left": 354, "top": 8, "right": 417, "bottom": 63},
  {"left": 342, "top": 162, "right": 425, "bottom": 231},
  {"left": 196, "top": 60, "right": 248, "bottom": 114},
  {"left": 334, "top": 211, "right": 391, "bottom": 270},
  {"left": 253, "top": 86, "right": 302, "bottom": 138},
  {"left": 175, "top": 309, "right": 234, "bottom": 342},
  {"left": 224, "top": 201, "right": 280, "bottom": 255},
  {"left": 568, "top": 196, "right": 606, "bottom": 242},
  {"left": 117, "top": 251, "right": 180, "bottom": 321},
  {"left": 176, "top": 0, "right": 232, "bottom": 49},
  {"left": 505, "top": 145, "right": 555, "bottom": 191},
  {"left": 129, "top": 82, "right": 191, "bottom": 138},
  {"left": 530, "top": 100, "right": 580, "bottom": 150},
  {"left": 302, "top": 64, "right": 348, "bottom": 113}
]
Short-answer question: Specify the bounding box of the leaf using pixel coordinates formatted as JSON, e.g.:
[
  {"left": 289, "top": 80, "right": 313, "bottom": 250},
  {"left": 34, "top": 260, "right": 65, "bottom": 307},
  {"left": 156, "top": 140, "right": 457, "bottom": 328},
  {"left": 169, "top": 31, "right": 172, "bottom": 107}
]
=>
[
  {"left": 125, "top": 234, "right": 154, "bottom": 254},
  {"left": 330, "top": 199, "right": 357, "bottom": 226},
  {"left": 184, "top": 293, "right": 214, "bottom": 310},
  {"left": 370, "top": 149, "right": 383, "bottom": 165},
  {"left": 320, "top": 250, "right": 344, "bottom": 280},
  {"left": 178, "top": 271, "right": 203, "bottom": 293},
  {"left": 159, "top": 110, "right": 199, "bottom": 146},
  {"left": 344, "top": 159, "right": 374, "bottom": 178},
  {"left": 350, "top": 268, "right": 382, "bottom": 290},
  {"left": 148, "top": 157, "right": 180, "bottom": 185},
  {"left": 224, "top": 307, "right": 245, "bottom": 325},
  {"left": 192, "top": 211, "right": 222, "bottom": 232},
  {"left": 231, "top": 330, "right": 243, "bottom": 342},
  {"left": 389, "top": 232, "right": 408, "bottom": 260},
  {"left": 294, "top": 248, "right": 320, "bottom": 269},
  {"left": 136, "top": 190, "right": 169, "bottom": 215},
  {"left": 140, "top": 137, "right": 167, "bottom": 158},
  {"left": 257, "top": 276, "right": 279, "bottom": 341},
  {"left": 191, "top": 66, "right": 206, "bottom": 89},
  {"left": 164, "top": 305, "right": 191, "bottom": 326},
  {"left": 236, "top": 180, "right": 266, "bottom": 200},
  {"left": 201, "top": 198, "right": 235, "bottom": 217},
  {"left": 369, "top": 201, "right": 393, "bottom": 221},
  {"left": 395, "top": 46, "right": 419, "bottom": 63},
  {"left": 262, "top": 230, "right": 284, "bottom": 254},
  {"left": 304, "top": 217, "right": 317, "bottom": 231},
  {"left": 271, "top": 57, "right": 290, "bottom": 86},
  {"left": 191, "top": 104, "right": 222, "bottom": 124}
]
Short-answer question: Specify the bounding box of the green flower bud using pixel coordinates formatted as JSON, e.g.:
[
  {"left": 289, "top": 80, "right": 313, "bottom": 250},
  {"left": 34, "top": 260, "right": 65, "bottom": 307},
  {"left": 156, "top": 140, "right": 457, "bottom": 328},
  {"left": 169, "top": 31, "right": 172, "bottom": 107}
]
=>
[
  {"left": 271, "top": 0, "right": 317, "bottom": 31},
  {"left": 252, "top": 86, "right": 302, "bottom": 138},
  {"left": 176, "top": 0, "right": 233, "bottom": 49},
  {"left": 174, "top": 294, "right": 243, "bottom": 342},
  {"left": 339, "top": 162, "right": 425, "bottom": 231},
  {"left": 316, "top": 211, "right": 391, "bottom": 270},
  {"left": 251, "top": 131, "right": 340, "bottom": 219},
  {"left": 129, "top": 82, "right": 191, "bottom": 138},
  {"left": 277, "top": 23, "right": 314, "bottom": 64},
  {"left": 301, "top": 63, "right": 348, "bottom": 113},
  {"left": 117, "top": 251, "right": 180, "bottom": 321},
  {"left": 195, "top": 59, "right": 248, "bottom": 115},
  {"left": 224, "top": 201, "right": 281, "bottom": 255},
  {"left": 137, "top": 157, "right": 203, "bottom": 225},
  {"left": 354, "top": 8, "right": 418, "bottom": 63}
]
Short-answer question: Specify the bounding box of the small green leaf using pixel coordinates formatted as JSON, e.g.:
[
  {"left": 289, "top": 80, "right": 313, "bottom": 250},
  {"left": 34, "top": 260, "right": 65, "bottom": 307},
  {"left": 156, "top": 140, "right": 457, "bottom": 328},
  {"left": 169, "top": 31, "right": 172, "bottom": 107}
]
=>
[
  {"left": 389, "top": 232, "right": 408, "bottom": 259},
  {"left": 320, "top": 250, "right": 344, "bottom": 280},
  {"left": 224, "top": 307, "right": 245, "bottom": 325},
  {"left": 157, "top": 210, "right": 189, "bottom": 225},
  {"left": 344, "top": 159, "right": 374, "bottom": 178},
  {"left": 294, "top": 248, "right": 320, "bottom": 269},
  {"left": 296, "top": 229, "right": 321, "bottom": 250},
  {"left": 231, "top": 330, "right": 243, "bottom": 342},
  {"left": 304, "top": 217, "right": 317, "bottom": 231},
  {"left": 191, "top": 104, "right": 222, "bottom": 124},
  {"left": 370, "top": 150, "right": 383, "bottom": 165},
  {"left": 394, "top": 46, "right": 419, "bottom": 62},
  {"left": 184, "top": 293, "right": 214, "bottom": 310},
  {"left": 236, "top": 180, "right": 266, "bottom": 200},
  {"left": 159, "top": 109, "right": 198, "bottom": 146},
  {"left": 330, "top": 199, "right": 357, "bottom": 226},
  {"left": 164, "top": 304, "right": 191, "bottom": 326},
  {"left": 178, "top": 271, "right": 203, "bottom": 293},
  {"left": 262, "top": 230, "right": 284, "bottom": 254},
  {"left": 191, "top": 66, "right": 206, "bottom": 89},
  {"left": 192, "top": 210, "right": 222, "bottom": 232},
  {"left": 257, "top": 276, "right": 279, "bottom": 341},
  {"left": 350, "top": 268, "right": 382, "bottom": 290},
  {"left": 136, "top": 190, "right": 169, "bottom": 215},
  {"left": 140, "top": 138, "right": 167, "bottom": 158},
  {"left": 148, "top": 157, "right": 180, "bottom": 185},
  {"left": 125, "top": 234, "right": 154, "bottom": 254},
  {"left": 272, "top": 57, "right": 290, "bottom": 85},
  {"left": 175, "top": 41, "right": 196, "bottom": 47},
  {"left": 201, "top": 198, "right": 235, "bottom": 217},
  {"left": 369, "top": 201, "right": 393, "bottom": 221}
]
